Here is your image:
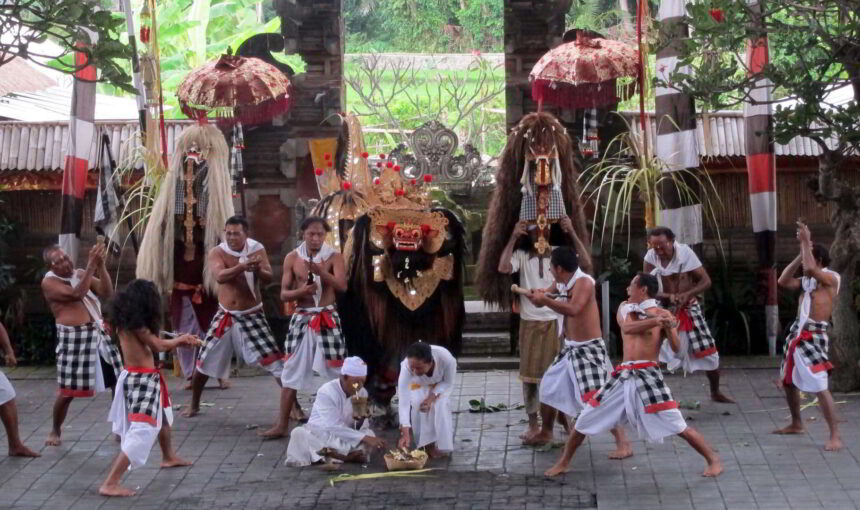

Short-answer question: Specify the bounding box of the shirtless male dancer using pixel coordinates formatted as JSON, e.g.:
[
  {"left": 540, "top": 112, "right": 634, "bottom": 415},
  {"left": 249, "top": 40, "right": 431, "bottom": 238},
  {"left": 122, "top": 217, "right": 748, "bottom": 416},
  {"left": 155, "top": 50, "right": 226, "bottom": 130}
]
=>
[
  {"left": 42, "top": 243, "right": 122, "bottom": 446},
  {"left": 544, "top": 273, "right": 722, "bottom": 478},
  {"left": 184, "top": 216, "right": 290, "bottom": 439},
  {"left": 99, "top": 279, "right": 199, "bottom": 497},
  {"left": 279, "top": 217, "right": 348, "bottom": 434},
  {"left": 774, "top": 221, "right": 842, "bottom": 450}
]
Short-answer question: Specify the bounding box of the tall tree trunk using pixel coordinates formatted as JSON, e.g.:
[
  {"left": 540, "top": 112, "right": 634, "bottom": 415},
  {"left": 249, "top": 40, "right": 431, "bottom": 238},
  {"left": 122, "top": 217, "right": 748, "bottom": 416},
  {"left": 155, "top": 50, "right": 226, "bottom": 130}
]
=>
[{"left": 818, "top": 151, "right": 860, "bottom": 391}]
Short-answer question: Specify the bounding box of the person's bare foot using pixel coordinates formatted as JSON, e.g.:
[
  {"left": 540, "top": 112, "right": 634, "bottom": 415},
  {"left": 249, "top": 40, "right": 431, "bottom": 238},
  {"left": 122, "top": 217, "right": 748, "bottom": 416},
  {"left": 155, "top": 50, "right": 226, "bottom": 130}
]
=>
[
  {"left": 258, "top": 425, "right": 287, "bottom": 439},
  {"left": 161, "top": 456, "right": 193, "bottom": 468},
  {"left": 772, "top": 424, "right": 805, "bottom": 435},
  {"left": 9, "top": 445, "right": 40, "bottom": 457},
  {"left": 99, "top": 483, "right": 136, "bottom": 497},
  {"left": 523, "top": 429, "right": 552, "bottom": 446},
  {"left": 217, "top": 379, "right": 231, "bottom": 390},
  {"left": 711, "top": 392, "right": 736, "bottom": 404},
  {"left": 608, "top": 442, "right": 633, "bottom": 460},
  {"left": 45, "top": 432, "right": 61, "bottom": 446},
  {"left": 183, "top": 381, "right": 193, "bottom": 390},
  {"left": 345, "top": 450, "right": 368, "bottom": 463},
  {"left": 825, "top": 437, "right": 844, "bottom": 451},
  {"left": 519, "top": 424, "right": 540, "bottom": 441},
  {"left": 544, "top": 461, "right": 570, "bottom": 477},
  {"left": 181, "top": 407, "right": 199, "bottom": 418},
  {"left": 702, "top": 456, "right": 723, "bottom": 477},
  {"left": 426, "top": 444, "right": 447, "bottom": 458},
  {"left": 291, "top": 407, "right": 308, "bottom": 423}
]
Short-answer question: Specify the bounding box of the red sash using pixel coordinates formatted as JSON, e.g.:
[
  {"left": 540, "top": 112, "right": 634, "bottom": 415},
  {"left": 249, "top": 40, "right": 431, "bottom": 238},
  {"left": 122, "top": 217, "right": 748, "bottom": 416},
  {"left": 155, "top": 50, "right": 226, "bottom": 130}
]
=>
[{"left": 126, "top": 365, "right": 171, "bottom": 409}]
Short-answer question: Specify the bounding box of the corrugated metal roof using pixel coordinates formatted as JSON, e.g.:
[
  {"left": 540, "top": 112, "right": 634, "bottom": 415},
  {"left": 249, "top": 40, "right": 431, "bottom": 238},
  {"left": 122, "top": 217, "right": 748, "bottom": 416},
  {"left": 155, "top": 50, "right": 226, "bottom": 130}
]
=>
[
  {"left": 0, "top": 120, "right": 193, "bottom": 172},
  {"left": 620, "top": 110, "right": 842, "bottom": 158},
  {"left": 0, "top": 86, "right": 143, "bottom": 122},
  {"left": 0, "top": 57, "right": 57, "bottom": 97}
]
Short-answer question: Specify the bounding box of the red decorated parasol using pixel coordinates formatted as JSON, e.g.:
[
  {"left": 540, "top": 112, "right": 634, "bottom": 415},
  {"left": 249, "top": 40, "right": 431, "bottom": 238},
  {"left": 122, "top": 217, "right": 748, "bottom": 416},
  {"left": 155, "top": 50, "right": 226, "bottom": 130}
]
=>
[
  {"left": 177, "top": 54, "right": 291, "bottom": 125},
  {"left": 530, "top": 33, "right": 639, "bottom": 110}
]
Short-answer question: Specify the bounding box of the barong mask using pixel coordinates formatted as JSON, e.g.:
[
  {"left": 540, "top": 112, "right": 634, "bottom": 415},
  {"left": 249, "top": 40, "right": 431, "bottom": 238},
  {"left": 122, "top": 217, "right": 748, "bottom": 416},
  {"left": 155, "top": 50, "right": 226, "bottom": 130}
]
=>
[{"left": 519, "top": 131, "right": 567, "bottom": 255}]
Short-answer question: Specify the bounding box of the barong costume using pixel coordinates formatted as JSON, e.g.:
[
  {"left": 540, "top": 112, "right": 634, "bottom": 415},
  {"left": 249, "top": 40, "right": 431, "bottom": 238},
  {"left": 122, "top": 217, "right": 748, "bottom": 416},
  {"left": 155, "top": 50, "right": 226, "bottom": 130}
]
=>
[
  {"left": 510, "top": 247, "right": 560, "bottom": 414},
  {"left": 780, "top": 269, "right": 841, "bottom": 393},
  {"left": 539, "top": 269, "right": 611, "bottom": 417},
  {"left": 107, "top": 366, "right": 173, "bottom": 469},
  {"left": 281, "top": 242, "right": 346, "bottom": 391},
  {"left": 197, "top": 239, "right": 284, "bottom": 379},
  {"left": 645, "top": 242, "right": 719, "bottom": 373},
  {"left": 397, "top": 345, "right": 456, "bottom": 452},
  {"left": 285, "top": 358, "right": 373, "bottom": 467},
  {"left": 44, "top": 271, "right": 122, "bottom": 397}
]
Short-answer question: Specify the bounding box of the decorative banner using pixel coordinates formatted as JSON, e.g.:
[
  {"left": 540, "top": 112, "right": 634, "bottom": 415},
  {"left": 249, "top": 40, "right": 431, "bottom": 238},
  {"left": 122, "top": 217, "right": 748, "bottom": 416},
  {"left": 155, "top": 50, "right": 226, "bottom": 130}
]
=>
[
  {"left": 655, "top": 0, "right": 702, "bottom": 245},
  {"left": 59, "top": 34, "right": 98, "bottom": 264},
  {"left": 745, "top": 0, "right": 779, "bottom": 355},
  {"left": 120, "top": 0, "right": 146, "bottom": 137}
]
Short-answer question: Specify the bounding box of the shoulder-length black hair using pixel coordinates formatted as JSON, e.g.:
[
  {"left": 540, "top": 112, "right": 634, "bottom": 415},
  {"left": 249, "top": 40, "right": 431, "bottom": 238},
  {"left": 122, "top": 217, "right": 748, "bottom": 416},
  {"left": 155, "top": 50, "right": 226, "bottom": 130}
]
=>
[{"left": 106, "top": 279, "right": 162, "bottom": 334}]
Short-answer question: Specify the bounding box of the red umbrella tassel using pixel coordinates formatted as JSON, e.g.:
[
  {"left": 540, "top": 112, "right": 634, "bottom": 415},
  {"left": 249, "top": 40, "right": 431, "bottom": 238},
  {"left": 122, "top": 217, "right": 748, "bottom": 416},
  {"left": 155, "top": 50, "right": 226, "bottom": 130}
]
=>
[{"left": 531, "top": 79, "right": 620, "bottom": 110}]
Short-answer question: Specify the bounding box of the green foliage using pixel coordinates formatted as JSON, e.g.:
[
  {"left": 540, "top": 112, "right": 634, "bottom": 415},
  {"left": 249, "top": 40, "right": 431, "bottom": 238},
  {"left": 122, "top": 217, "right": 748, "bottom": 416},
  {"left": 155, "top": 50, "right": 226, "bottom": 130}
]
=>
[
  {"left": 0, "top": 0, "right": 135, "bottom": 93},
  {"left": 663, "top": 0, "right": 859, "bottom": 156}
]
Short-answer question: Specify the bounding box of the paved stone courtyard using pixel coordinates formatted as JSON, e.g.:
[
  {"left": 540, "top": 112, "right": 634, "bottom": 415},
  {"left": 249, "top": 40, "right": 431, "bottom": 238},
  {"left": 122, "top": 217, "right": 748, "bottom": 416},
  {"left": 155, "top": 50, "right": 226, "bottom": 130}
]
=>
[{"left": 2, "top": 365, "right": 860, "bottom": 509}]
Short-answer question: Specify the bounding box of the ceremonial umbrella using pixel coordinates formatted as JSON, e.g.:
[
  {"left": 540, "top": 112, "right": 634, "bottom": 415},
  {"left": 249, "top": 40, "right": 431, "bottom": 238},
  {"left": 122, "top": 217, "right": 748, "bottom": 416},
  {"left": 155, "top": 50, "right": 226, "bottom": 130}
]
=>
[
  {"left": 177, "top": 53, "right": 292, "bottom": 125},
  {"left": 529, "top": 32, "right": 639, "bottom": 110}
]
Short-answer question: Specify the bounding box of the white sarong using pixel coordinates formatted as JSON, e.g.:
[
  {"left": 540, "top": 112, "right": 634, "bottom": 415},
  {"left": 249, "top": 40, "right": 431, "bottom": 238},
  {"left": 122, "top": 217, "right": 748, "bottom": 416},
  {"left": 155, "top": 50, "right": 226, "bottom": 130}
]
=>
[
  {"left": 0, "top": 369, "right": 15, "bottom": 405},
  {"left": 539, "top": 338, "right": 612, "bottom": 418},
  {"left": 197, "top": 303, "right": 284, "bottom": 380},
  {"left": 397, "top": 345, "right": 456, "bottom": 452},
  {"left": 107, "top": 369, "right": 173, "bottom": 469}
]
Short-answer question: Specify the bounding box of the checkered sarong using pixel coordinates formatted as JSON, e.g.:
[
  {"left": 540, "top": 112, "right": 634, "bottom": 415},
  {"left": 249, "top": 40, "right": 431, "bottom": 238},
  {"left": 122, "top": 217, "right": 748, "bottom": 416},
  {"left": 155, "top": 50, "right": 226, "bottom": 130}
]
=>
[
  {"left": 780, "top": 319, "right": 832, "bottom": 383},
  {"left": 519, "top": 187, "right": 566, "bottom": 221},
  {"left": 56, "top": 323, "right": 122, "bottom": 397},
  {"left": 123, "top": 367, "right": 170, "bottom": 426},
  {"left": 284, "top": 305, "right": 346, "bottom": 367},
  {"left": 198, "top": 307, "right": 282, "bottom": 367},
  {"left": 553, "top": 338, "right": 610, "bottom": 402},
  {"left": 589, "top": 361, "right": 678, "bottom": 414},
  {"left": 675, "top": 302, "right": 718, "bottom": 359}
]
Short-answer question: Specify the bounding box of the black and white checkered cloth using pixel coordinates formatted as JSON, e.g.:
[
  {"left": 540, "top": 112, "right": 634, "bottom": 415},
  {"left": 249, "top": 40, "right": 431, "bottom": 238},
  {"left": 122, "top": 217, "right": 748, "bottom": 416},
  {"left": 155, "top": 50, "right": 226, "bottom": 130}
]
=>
[
  {"left": 519, "top": 187, "right": 566, "bottom": 222},
  {"left": 780, "top": 319, "right": 832, "bottom": 379},
  {"left": 284, "top": 306, "right": 346, "bottom": 364},
  {"left": 198, "top": 308, "right": 282, "bottom": 366},
  {"left": 589, "top": 361, "right": 678, "bottom": 414},
  {"left": 123, "top": 370, "right": 167, "bottom": 425},
  {"left": 56, "top": 323, "right": 122, "bottom": 396},
  {"left": 174, "top": 161, "right": 209, "bottom": 217},
  {"left": 553, "top": 338, "right": 610, "bottom": 402},
  {"left": 677, "top": 302, "right": 718, "bottom": 359}
]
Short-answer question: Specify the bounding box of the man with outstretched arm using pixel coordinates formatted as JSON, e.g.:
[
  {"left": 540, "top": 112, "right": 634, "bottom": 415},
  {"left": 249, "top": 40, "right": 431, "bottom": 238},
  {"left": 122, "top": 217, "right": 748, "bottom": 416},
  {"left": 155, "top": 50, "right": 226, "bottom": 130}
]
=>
[
  {"left": 544, "top": 273, "right": 722, "bottom": 478},
  {"left": 522, "top": 246, "right": 630, "bottom": 459},
  {"left": 774, "top": 221, "right": 842, "bottom": 451}
]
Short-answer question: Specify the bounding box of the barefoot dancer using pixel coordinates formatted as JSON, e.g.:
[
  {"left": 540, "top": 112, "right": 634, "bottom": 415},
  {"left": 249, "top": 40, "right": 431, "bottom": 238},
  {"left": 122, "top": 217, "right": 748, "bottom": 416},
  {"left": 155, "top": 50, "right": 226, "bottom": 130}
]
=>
[
  {"left": 99, "top": 280, "right": 200, "bottom": 497},
  {"left": 184, "top": 216, "right": 289, "bottom": 439},
  {"left": 41, "top": 244, "right": 122, "bottom": 446},
  {"left": 397, "top": 342, "right": 456, "bottom": 458},
  {"left": 523, "top": 247, "right": 630, "bottom": 458},
  {"left": 498, "top": 218, "right": 583, "bottom": 440},
  {"left": 545, "top": 273, "right": 722, "bottom": 478},
  {"left": 0, "top": 321, "right": 40, "bottom": 457},
  {"left": 285, "top": 357, "right": 385, "bottom": 466},
  {"left": 643, "top": 227, "right": 734, "bottom": 403},
  {"left": 774, "top": 221, "right": 842, "bottom": 451},
  {"left": 279, "top": 217, "right": 348, "bottom": 435}
]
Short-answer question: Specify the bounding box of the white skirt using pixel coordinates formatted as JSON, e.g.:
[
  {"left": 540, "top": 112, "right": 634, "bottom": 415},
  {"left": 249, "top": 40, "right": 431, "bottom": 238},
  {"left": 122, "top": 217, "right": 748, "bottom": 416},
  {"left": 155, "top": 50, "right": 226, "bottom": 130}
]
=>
[
  {"left": 407, "top": 385, "right": 454, "bottom": 452},
  {"left": 107, "top": 370, "right": 174, "bottom": 469},
  {"left": 197, "top": 320, "right": 284, "bottom": 380},
  {"left": 280, "top": 326, "right": 340, "bottom": 392},
  {"left": 659, "top": 332, "right": 720, "bottom": 374},
  {"left": 0, "top": 369, "right": 15, "bottom": 406},
  {"left": 787, "top": 349, "right": 829, "bottom": 393},
  {"left": 575, "top": 376, "right": 687, "bottom": 444},
  {"left": 539, "top": 340, "right": 613, "bottom": 418},
  {"left": 285, "top": 425, "right": 374, "bottom": 467}
]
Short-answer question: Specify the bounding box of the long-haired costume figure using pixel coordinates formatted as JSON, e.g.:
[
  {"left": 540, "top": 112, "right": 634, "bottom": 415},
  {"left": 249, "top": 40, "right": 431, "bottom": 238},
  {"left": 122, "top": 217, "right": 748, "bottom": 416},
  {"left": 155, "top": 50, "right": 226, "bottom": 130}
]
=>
[
  {"left": 476, "top": 112, "right": 590, "bottom": 309},
  {"left": 310, "top": 114, "right": 465, "bottom": 418}
]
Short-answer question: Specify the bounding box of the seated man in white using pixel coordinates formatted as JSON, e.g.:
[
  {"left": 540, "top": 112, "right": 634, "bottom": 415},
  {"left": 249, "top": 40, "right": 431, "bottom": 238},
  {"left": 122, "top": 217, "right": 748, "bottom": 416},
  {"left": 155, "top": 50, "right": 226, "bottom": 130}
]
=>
[
  {"left": 397, "top": 341, "right": 456, "bottom": 458},
  {"left": 285, "top": 356, "right": 385, "bottom": 466}
]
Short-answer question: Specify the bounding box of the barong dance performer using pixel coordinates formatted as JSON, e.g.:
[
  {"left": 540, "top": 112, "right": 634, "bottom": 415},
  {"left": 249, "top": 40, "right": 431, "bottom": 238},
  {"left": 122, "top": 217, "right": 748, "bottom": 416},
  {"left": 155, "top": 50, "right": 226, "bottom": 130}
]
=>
[
  {"left": 100, "top": 280, "right": 200, "bottom": 497},
  {"left": 545, "top": 273, "right": 722, "bottom": 478},
  {"left": 0, "top": 321, "right": 40, "bottom": 457},
  {"left": 643, "top": 226, "right": 734, "bottom": 403},
  {"left": 285, "top": 356, "right": 385, "bottom": 467},
  {"left": 279, "top": 217, "right": 347, "bottom": 433},
  {"left": 522, "top": 247, "right": 630, "bottom": 458},
  {"left": 774, "top": 221, "right": 842, "bottom": 450},
  {"left": 185, "top": 216, "right": 289, "bottom": 440},
  {"left": 41, "top": 243, "right": 122, "bottom": 446},
  {"left": 499, "top": 218, "right": 586, "bottom": 440},
  {"left": 397, "top": 342, "right": 456, "bottom": 458}
]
